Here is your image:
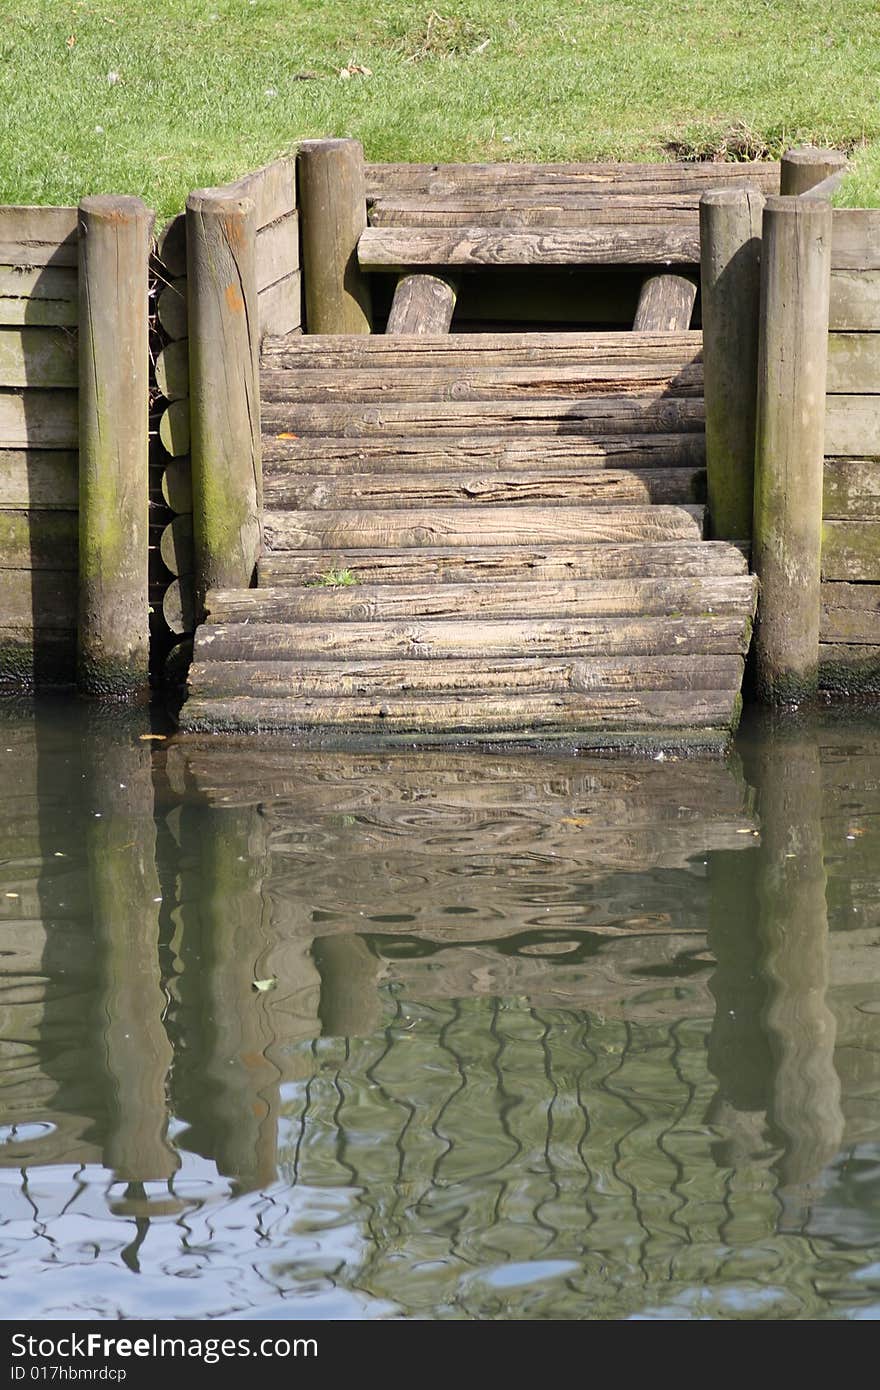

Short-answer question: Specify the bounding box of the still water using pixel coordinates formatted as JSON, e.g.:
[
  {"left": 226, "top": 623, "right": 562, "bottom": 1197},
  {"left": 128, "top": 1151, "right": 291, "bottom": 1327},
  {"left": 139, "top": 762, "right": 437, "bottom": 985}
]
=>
[{"left": 1, "top": 701, "right": 879, "bottom": 1320}]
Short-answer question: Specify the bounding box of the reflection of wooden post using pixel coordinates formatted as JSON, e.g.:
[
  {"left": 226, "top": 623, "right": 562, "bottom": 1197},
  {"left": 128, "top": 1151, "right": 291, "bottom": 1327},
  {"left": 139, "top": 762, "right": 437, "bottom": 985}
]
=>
[
  {"left": 314, "top": 934, "right": 381, "bottom": 1038},
  {"left": 751, "top": 734, "right": 843, "bottom": 1192},
  {"left": 84, "top": 720, "right": 175, "bottom": 1181}
]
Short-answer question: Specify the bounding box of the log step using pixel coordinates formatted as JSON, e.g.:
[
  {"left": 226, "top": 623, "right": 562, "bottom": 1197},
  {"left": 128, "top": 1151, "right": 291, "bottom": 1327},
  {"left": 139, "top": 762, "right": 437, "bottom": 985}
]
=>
[
  {"left": 363, "top": 162, "right": 781, "bottom": 198},
  {"left": 262, "top": 466, "right": 705, "bottom": 510},
  {"left": 179, "top": 689, "right": 741, "bottom": 734},
  {"left": 368, "top": 194, "right": 704, "bottom": 228},
  {"left": 259, "top": 361, "right": 703, "bottom": 402},
  {"left": 188, "top": 654, "right": 745, "bottom": 699},
  {"left": 261, "top": 433, "right": 707, "bottom": 471},
  {"left": 260, "top": 328, "right": 704, "bottom": 368},
  {"left": 262, "top": 505, "right": 705, "bottom": 551},
  {"left": 358, "top": 227, "right": 702, "bottom": 271},
  {"left": 193, "top": 614, "right": 754, "bottom": 663},
  {"left": 258, "top": 541, "right": 747, "bottom": 587},
  {"left": 204, "top": 576, "right": 756, "bottom": 625}
]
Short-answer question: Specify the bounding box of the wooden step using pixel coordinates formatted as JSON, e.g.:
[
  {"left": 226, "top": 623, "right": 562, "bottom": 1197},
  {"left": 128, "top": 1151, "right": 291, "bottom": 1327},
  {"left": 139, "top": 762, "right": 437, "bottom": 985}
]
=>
[
  {"left": 261, "top": 433, "right": 706, "bottom": 471},
  {"left": 260, "top": 362, "right": 703, "bottom": 403},
  {"left": 262, "top": 504, "right": 705, "bottom": 551},
  {"left": 194, "top": 614, "right": 753, "bottom": 663},
  {"left": 369, "top": 194, "right": 703, "bottom": 228},
  {"left": 188, "top": 654, "right": 746, "bottom": 699},
  {"left": 364, "top": 162, "right": 780, "bottom": 197},
  {"left": 260, "top": 329, "right": 704, "bottom": 368},
  {"left": 358, "top": 226, "right": 702, "bottom": 271},
  {"left": 261, "top": 396, "right": 705, "bottom": 438},
  {"left": 204, "top": 576, "right": 756, "bottom": 625},
  {"left": 258, "top": 541, "right": 746, "bottom": 586},
  {"left": 180, "top": 689, "right": 741, "bottom": 735},
  {"left": 262, "top": 466, "right": 704, "bottom": 511}
]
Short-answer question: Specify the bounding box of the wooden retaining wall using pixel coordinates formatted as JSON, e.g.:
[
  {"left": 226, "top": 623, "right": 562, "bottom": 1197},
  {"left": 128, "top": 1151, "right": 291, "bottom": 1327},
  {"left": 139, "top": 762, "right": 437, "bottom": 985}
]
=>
[
  {"left": 153, "top": 158, "right": 301, "bottom": 669},
  {"left": 0, "top": 207, "right": 79, "bottom": 688}
]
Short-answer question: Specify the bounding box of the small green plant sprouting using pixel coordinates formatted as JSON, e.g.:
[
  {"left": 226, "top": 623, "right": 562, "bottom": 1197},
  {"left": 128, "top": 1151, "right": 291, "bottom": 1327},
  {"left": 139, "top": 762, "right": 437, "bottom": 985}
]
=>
[{"left": 307, "top": 568, "right": 358, "bottom": 587}]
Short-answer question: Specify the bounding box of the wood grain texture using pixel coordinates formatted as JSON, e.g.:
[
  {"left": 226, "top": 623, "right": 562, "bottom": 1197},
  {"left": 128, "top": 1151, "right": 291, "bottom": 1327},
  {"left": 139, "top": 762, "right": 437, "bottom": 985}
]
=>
[
  {"left": 298, "top": 139, "right": 371, "bottom": 334},
  {"left": 261, "top": 328, "right": 704, "bottom": 368},
  {"left": 369, "top": 193, "right": 704, "bottom": 227},
  {"left": 358, "top": 225, "right": 702, "bottom": 270},
  {"left": 780, "top": 146, "right": 848, "bottom": 196},
  {"left": 827, "top": 332, "right": 880, "bottom": 393},
  {"left": 219, "top": 156, "right": 297, "bottom": 229},
  {"left": 156, "top": 276, "right": 188, "bottom": 339},
  {"left": 258, "top": 540, "right": 747, "bottom": 587},
  {"left": 261, "top": 432, "right": 706, "bottom": 471},
  {"left": 0, "top": 388, "right": 77, "bottom": 447},
  {"left": 632, "top": 273, "right": 696, "bottom": 331},
  {"left": 255, "top": 211, "right": 299, "bottom": 291},
  {"left": 829, "top": 269, "right": 880, "bottom": 331},
  {"left": 261, "top": 395, "right": 705, "bottom": 438},
  {"left": 258, "top": 271, "right": 301, "bottom": 338},
  {"left": 261, "top": 465, "right": 704, "bottom": 510},
  {"left": 0, "top": 326, "right": 77, "bottom": 388},
  {"left": 155, "top": 339, "right": 189, "bottom": 401},
  {"left": 159, "top": 513, "right": 194, "bottom": 576},
  {"left": 820, "top": 581, "right": 880, "bottom": 642},
  {"left": 0, "top": 265, "right": 77, "bottom": 327},
  {"left": 0, "top": 206, "right": 78, "bottom": 267},
  {"left": 206, "top": 574, "right": 756, "bottom": 624},
  {"left": 157, "top": 398, "right": 190, "bottom": 455},
  {"left": 364, "top": 161, "right": 780, "bottom": 196},
  {"left": 0, "top": 449, "right": 77, "bottom": 508},
  {"left": 823, "top": 457, "right": 880, "bottom": 520},
  {"left": 822, "top": 520, "right": 880, "bottom": 580},
  {"left": 831, "top": 210, "right": 880, "bottom": 271},
  {"left": 386, "top": 273, "right": 457, "bottom": 334},
  {"left": 160, "top": 456, "right": 192, "bottom": 512},
  {"left": 262, "top": 503, "right": 705, "bottom": 550},
  {"left": 825, "top": 395, "right": 880, "bottom": 456},
  {"left": 0, "top": 509, "right": 77, "bottom": 568}
]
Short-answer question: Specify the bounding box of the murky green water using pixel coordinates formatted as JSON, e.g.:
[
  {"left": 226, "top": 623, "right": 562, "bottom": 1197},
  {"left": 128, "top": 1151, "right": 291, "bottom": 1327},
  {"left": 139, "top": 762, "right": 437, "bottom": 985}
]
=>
[{"left": 1, "top": 702, "right": 880, "bottom": 1320}]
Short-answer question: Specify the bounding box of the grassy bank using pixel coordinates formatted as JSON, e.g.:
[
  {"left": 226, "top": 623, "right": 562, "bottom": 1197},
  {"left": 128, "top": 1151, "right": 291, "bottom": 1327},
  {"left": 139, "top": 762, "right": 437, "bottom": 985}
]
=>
[{"left": 1, "top": 1, "right": 879, "bottom": 220}]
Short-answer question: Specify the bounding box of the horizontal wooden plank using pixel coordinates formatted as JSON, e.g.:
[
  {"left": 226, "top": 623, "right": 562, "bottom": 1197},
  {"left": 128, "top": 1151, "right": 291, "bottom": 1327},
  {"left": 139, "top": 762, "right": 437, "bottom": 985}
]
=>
[
  {"left": 0, "top": 449, "right": 76, "bottom": 508},
  {"left": 261, "top": 432, "right": 707, "bottom": 472},
  {"left": 822, "top": 520, "right": 880, "bottom": 580},
  {"left": 821, "top": 581, "right": 880, "bottom": 643},
  {"left": 156, "top": 276, "right": 187, "bottom": 339},
  {"left": 832, "top": 209, "right": 880, "bottom": 271},
  {"left": 180, "top": 688, "right": 740, "bottom": 735},
  {"left": 263, "top": 504, "right": 705, "bottom": 551},
  {"left": 827, "top": 333, "right": 880, "bottom": 394},
  {"left": 255, "top": 212, "right": 299, "bottom": 291},
  {"left": 0, "top": 326, "right": 77, "bottom": 388},
  {"left": 258, "top": 271, "right": 301, "bottom": 338},
  {"left": 0, "top": 569, "right": 76, "bottom": 627},
  {"left": 0, "top": 265, "right": 77, "bottom": 327},
  {"left": 221, "top": 157, "right": 297, "bottom": 228},
  {"left": 260, "top": 361, "right": 704, "bottom": 404},
  {"left": 824, "top": 396, "right": 880, "bottom": 456},
  {"left": 160, "top": 456, "right": 192, "bottom": 512},
  {"left": 369, "top": 194, "right": 702, "bottom": 228},
  {"left": 0, "top": 627, "right": 75, "bottom": 688},
  {"left": 829, "top": 270, "right": 880, "bottom": 331},
  {"left": 188, "top": 653, "right": 745, "bottom": 699},
  {"left": 191, "top": 613, "right": 752, "bottom": 664},
  {"left": 206, "top": 575, "right": 755, "bottom": 624},
  {"left": 0, "top": 390, "right": 77, "bottom": 448},
  {"left": 258, "top": 540, "right": 747, "bottom": 586},
  {"left": 358, "top": 226, "right": 702, "bottom": 271},
  {"left": 824, "top": 457, "right": 880, "bottom": 520},
  {"left": 819, "top": 642, "right": 880, "bottom": 694},
  {"left": 364, "top": 162, "right": 780, "bottom": 196},
  {"left": 155, "top": 339, "right": 188, "bottom": 402},
  {"left": 262, "top": 465, "right": 704, "bottom": 511},
  {"left": 261, "top": 328, "right": 704, "bottom": 368},
  {"left": 0, "top": 206, "right": 78, "bottom": 267},
  {"left": 262, "top": 395, "right": 705, "bottom": 438},
  {"left": 0, "top": 510, "right": 77, "bottom": 568},
  {"left": 157, "top": 398, "right": 190, "bottom": 456}
]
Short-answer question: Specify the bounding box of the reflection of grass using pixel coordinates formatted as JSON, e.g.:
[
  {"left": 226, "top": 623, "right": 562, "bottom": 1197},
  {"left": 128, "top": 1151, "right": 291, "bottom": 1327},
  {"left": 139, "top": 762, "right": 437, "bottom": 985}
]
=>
[
  {"left": 307, "top": 568, "right": 357, "bottom": 588},
  {"left": 2, "top": 3, "right": 880, "bottom": 219}
]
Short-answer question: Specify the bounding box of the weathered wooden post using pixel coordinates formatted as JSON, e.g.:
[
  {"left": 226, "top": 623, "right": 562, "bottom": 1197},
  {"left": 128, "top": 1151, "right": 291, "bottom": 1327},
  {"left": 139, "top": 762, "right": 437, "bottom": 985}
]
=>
[
  {"left": 298, "top": 138, "right": 373, "bottom": 333},
  {"left": 77, "top": 196, "right": 153, "bottom": 698},
  {"left": 386, "top": 273, "right": 458, "bottom": 334},
  {"left": 753, "top": 195, "right": 832, "bottom": 704},
  {"left": 632, "top": 273, "right": 697, "bottom": 332},
  {"left": 699, "top": 187, "right": 764, "bottom": 540},
  {"left": 186, "top": 190, "right": 262, "bottom": 606},
  {"left": 781, "top": 146, "right": 848, "bottom": 197}
]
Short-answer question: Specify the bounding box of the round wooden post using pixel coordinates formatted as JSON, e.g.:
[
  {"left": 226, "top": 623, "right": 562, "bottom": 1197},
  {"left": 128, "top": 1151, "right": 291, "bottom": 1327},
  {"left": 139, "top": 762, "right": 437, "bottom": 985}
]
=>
[
  {"left": 77, "top": 196, "right": 153, "bottom": 699},
  {"left": 753, "top": 195, "right": 832, "bottom": 704},
  {"left": 298, "top": 138, "right": 372, "bottom": 334},
  {"left": 386, "top": 273, "right": 458, "bottom": 334},
  {"left": 632, "top": 273, "right": 696, "bottom": 331},
  {"left": 186, "top": 191, "right": 262, "bottom": 603},
  {"left": 699, "top": 187, "right": 764, "bottom": 540},
  {"left": 781, "top": 146, "right": 848, "bottom": 196}
]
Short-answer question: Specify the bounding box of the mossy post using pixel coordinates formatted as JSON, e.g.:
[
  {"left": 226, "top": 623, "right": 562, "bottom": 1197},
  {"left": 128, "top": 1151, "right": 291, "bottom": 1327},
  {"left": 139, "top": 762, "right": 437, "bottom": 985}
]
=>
[
  {"left": 186, "top": 190, "right": 262, "bottom": 608},
  {"left": 699, "top": 187, "right": 764, "bottom": 541},
  {"left": 753, "top": 196, "right": 832, "bottom": 704},
  {"left": 780, "top": 146, "right": 848, "bottom": 197},
  {"left": 77, "top": 196, "right": 153, "bottom": 699},
  {"left": 298, "top": 138, "right": 372, "bottom": 334}
]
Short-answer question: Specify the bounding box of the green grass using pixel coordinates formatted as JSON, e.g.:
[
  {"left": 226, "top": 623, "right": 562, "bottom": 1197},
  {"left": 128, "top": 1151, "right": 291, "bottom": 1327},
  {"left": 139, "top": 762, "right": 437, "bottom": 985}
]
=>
[
  {"left": 307, "top": 568, "right": 357, "bottom": 587},
  {"left": 2, "top": 2, "right": 880, "bottom": 220}
]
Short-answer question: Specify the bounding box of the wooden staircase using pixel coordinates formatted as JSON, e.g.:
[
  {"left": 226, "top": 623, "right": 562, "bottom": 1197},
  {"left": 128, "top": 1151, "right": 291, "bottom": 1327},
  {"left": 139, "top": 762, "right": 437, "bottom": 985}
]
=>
[{"left": 182, "top": 328, "right": 757, "bottom": 749}]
